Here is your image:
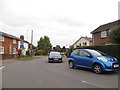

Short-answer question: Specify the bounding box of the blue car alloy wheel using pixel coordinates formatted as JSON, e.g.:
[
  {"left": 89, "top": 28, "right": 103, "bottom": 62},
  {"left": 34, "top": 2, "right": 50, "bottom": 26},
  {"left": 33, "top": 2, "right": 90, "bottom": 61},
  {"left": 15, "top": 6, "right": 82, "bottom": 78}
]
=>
[
  {"left": 69, "top": 61, "right": 74, "bottom": 69},
  {"left": 68, "top": 49, "right": 120, "bottom": 74},
  {"left": 93, "top": 64, "right": 103, "bottom": 74}
]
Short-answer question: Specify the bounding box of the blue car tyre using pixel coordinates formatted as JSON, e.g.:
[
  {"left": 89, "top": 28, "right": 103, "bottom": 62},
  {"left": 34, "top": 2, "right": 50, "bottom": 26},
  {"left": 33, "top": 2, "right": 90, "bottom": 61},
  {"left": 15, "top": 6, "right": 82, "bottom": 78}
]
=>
[{"left": 93, "top": 64, "right": 103, "bottom": 74}]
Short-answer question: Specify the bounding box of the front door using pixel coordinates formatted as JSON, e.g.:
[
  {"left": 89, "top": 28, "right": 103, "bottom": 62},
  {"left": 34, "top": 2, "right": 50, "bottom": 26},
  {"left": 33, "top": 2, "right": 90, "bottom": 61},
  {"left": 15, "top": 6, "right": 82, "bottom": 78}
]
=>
[{"left": 77, "top": 50, "right": 93, "bottom": 68}]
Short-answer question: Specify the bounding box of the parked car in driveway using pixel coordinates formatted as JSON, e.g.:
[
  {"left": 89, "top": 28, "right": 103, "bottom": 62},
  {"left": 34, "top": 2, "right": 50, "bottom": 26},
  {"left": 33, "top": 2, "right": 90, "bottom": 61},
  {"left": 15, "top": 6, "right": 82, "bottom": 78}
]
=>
[
  {"left": 68, "top": 49, "right": 119, "bottom": 74},
  {"left": 48, "top": 52, "right": 62, "bottom": 63}
]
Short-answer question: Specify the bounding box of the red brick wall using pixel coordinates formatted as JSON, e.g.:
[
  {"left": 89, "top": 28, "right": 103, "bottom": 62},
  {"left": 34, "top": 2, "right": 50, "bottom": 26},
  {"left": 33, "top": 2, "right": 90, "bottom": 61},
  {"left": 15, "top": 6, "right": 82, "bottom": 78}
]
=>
[
  {"left": 1, "top": 36, "right": 18, "bottom": 54},
  {"left": 92, "top": 31, "right": 111, "bottom": 45}
]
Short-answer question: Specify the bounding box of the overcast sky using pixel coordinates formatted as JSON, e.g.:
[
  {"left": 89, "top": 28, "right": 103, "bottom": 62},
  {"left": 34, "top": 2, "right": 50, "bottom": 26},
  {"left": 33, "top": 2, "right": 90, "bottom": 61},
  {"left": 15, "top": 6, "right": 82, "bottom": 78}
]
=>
[{"left": 0, "top": 0, "right": 119, "bottom": 47}]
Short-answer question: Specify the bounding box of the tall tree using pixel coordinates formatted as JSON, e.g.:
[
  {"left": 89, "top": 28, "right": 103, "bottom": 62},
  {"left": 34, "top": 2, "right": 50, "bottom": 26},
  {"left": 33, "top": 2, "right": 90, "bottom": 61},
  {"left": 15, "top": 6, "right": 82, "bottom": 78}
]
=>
[
  {"left": 109, "top": 26, "right": 120, "bottom": 44},
  {"left": 55, "top": 45, "right": 61, "bottom": 52},
  {"left": 37, "top": 36, "right": 52, "bottom": 51},
  {"left": 62, "top": 46, "right": 66, "bottom": 52}
]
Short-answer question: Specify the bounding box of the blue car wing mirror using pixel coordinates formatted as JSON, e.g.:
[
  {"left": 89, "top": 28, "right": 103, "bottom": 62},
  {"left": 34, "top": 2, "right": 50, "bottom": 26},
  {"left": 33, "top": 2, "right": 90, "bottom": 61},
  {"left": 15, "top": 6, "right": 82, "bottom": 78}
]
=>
[{"left": 86, "top": 54, "right": 93, "bottom": 58}]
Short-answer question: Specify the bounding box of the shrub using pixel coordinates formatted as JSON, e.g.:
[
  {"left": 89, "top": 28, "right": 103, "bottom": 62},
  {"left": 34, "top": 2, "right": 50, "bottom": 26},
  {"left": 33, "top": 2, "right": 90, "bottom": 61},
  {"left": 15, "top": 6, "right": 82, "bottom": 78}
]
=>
[
  {"left": 109, "top": 26, "right": 120, "bottom": 44},
  {"left": 74, "top": 44, "right": 120, "bottom": 61},
  {"left": 35, "top": 50, "right": 47, "bottom": 56}
]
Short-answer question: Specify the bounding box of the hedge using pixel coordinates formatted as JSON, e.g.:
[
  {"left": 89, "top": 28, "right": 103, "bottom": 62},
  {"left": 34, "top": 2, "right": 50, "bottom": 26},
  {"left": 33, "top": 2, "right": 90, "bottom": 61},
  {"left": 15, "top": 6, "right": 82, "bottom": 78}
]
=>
[
  {"left": 74, "top": 44, "right": 120, "bottom": 61},
  {"left": 35, "top": 50, "right": 47, "bottom": 56}
]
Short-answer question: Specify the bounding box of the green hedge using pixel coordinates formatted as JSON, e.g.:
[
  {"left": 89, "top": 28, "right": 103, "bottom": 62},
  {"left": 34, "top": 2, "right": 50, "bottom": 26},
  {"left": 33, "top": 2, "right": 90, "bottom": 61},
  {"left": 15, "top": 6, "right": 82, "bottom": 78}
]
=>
[
  {"left": 35, "top": 50, "right": 47, "bottom": 56},
  {"left": 75, "top": 44, "right": 120, "bottom": 61}
]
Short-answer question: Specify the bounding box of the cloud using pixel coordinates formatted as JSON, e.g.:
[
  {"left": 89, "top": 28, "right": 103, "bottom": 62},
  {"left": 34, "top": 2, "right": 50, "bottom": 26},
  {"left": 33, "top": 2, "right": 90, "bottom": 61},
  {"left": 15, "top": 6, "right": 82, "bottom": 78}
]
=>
[
  {"left": 0, "top": 0, "right": 118, "bottom": 47},
  {"left": 56, "top": 17, "right": 84, "bottom": 27}
]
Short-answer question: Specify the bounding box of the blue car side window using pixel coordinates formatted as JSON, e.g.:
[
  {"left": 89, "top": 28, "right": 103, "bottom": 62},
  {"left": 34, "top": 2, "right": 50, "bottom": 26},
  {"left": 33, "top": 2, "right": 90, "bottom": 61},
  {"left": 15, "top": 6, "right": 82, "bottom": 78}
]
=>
[
  {"left": 73, "top": 50, "right": 79, "bottom": 56},
  {"left": 79, "top": 50, "right": 90, "bottom": 57}
]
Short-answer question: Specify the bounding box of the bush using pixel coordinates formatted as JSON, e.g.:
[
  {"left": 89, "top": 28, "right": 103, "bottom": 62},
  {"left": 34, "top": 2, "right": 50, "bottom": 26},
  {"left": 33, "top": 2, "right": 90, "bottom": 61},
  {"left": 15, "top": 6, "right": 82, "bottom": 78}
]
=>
[
  {"left": 74, "top": 44, "right": 120, "bottom": 61},
  {"left": 35, "top": 50, "right": 47, "bottom": 56},
  {"left": 26, "top": 50, "right": 30, "bottom": 56},
  {"left": 109, "top": 26, "right": 120, "bottom": 44}
]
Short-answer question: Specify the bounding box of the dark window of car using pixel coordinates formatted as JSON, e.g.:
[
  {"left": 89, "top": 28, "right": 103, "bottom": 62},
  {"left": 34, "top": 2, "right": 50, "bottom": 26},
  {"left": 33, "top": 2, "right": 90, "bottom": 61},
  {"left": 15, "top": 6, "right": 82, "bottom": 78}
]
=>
[
  {"left": 72, "top": 50, "right": 79, "bottom": 55},
  {"left": 49, "top": 52, "right": 61, "bottom": 57},
  {"left": 79, "top": 50, "right": 90, "bottom": 57}
]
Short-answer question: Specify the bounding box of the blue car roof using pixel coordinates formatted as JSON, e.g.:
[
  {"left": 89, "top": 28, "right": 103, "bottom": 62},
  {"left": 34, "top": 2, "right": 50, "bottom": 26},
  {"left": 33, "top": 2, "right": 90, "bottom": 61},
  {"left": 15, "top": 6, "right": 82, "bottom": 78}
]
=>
[{"left": 75, "top": 49, "right": 94, "bottom": 51}]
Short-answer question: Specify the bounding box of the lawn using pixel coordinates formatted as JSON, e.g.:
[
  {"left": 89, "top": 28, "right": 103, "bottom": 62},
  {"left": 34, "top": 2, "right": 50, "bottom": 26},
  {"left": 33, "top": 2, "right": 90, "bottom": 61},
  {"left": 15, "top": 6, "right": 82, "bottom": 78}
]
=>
[{"left": 16, "top": 56, "right": 40, "bottom": 61}]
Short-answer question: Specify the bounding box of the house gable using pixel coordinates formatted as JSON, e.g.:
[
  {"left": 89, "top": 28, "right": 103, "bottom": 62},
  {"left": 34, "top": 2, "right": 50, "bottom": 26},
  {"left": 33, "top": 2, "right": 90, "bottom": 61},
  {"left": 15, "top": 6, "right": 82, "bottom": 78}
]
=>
[
  {"left": 72, "top": 37, "right": 92, "bottom": 48},
  {"left": 91, "top": 20, "right": 120, "bottom": 45}
]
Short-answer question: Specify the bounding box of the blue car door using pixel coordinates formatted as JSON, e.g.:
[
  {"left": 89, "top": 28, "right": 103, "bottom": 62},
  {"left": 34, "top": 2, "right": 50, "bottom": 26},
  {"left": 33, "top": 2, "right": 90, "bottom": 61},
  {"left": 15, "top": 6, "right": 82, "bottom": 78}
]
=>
[
  {"left": 77, "top": 50, "right": 93, "bottom": 68},
  {"left": 71, "top": 50, "right": 80, "bottom": 65}
]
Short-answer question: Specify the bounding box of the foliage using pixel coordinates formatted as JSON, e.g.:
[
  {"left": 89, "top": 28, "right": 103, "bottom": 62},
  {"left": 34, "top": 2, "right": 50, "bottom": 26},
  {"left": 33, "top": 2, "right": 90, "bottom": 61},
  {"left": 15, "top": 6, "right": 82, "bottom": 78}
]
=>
[
  {"left": 55, "top": 45, "right": 61, "bottom": 52},
  {"left": 62, "top": 46, "right": 66, "bottom": 52},
  {"left": 35, "top": 50, "right": 47, "bottom": 55},
  {"left": 75, "top": 44, "right": 120, "bottom": 61},
  {"left": 109, "top": 26, "right": 120, "bottom": 44},
  {"left": 66, "top": 47, "right": 74, "bottom": 58},
  {"left": 53, "top": 45, "right": 66, "bottom": 52},
  {"left": 26, "top": 50, "right": 30, "bottom": 56},
  {"left": 16, "top": 56, "right": 39, "bottom": 61},
  {"left": 53, "top": 47, "right": 56, "bottom": 51},
  {"left": 37, "top": 36, "right": 52, "bottom": 52}
]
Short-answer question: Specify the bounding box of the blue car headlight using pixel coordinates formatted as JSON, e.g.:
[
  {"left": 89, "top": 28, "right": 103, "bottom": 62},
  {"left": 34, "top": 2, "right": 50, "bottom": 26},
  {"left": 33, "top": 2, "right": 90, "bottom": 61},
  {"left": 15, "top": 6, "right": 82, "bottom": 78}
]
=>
[
  {"left": 114, "top": 58, "right": 118, "bottom": 61},
  {"left": 97, "top": 57, "right": 108, "bottom": 62}
]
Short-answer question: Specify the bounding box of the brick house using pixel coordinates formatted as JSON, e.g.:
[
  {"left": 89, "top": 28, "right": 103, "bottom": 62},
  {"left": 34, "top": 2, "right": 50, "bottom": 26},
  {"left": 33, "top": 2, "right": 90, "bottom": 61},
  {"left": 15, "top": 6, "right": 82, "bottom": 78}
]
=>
[
  {"left": 71, "top": 36, "right": 92, "bottom": 48},
  {"left": 91, "top": 20, "right": 120, "bottom": 45},
  {"left": 0, "top": 31, "right": 20, "bottom": 59}
]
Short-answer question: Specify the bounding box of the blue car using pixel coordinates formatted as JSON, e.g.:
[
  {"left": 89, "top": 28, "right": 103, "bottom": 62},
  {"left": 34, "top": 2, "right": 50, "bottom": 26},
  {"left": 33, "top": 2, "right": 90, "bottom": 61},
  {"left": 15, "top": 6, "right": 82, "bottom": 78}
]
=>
[{"left": 68, "top": 49, "right": 119, "bottom": 74}]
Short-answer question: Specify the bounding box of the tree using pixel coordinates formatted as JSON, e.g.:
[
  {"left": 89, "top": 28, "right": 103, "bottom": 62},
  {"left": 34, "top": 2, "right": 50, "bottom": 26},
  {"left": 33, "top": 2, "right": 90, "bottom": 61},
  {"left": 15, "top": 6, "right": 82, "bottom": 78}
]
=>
[
  {"left": 55, "top": 45, "right": 61, "bottom": 52},
  {"left": 109, "top": 26, "right": 120, "bottom": 44},
  {"left": 37, "top": 36, "right": 52, "bottom": 51},
  {"left": 62, "top": 46, "right": 66, "bottom": 52},
  {"left": 53, "top": 47, "right": 56, "bottom": 51}
]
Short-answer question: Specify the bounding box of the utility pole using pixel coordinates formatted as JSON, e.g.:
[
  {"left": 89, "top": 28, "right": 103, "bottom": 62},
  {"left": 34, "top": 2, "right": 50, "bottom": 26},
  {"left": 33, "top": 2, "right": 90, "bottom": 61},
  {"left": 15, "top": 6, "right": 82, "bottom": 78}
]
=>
[
  {"left": 31, "top": 30, "right": 33, "bottom": 56},
  {"left": 31, "top": 30, "right": 33, "bottom": 47}
]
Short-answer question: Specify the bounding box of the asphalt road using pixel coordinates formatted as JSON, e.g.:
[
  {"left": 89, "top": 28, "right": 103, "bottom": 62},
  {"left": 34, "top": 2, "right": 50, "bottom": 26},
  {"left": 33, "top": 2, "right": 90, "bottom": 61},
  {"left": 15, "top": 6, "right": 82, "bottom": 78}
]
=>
[{"left": 2, "top": 56, "right": 119, "bottom": 88}]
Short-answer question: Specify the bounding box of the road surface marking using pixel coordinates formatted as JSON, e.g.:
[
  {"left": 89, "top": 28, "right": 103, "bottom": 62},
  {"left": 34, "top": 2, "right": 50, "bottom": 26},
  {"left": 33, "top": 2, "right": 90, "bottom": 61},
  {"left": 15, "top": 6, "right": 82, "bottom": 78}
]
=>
[
  {"left": 82, "top": 80, "right": 106, "bottom": 88},
  {"left": 0, "top": 66, "right": 5, "bottom": 70},
  {"left": 82, "top": 80, "right": 89, "bottom": 83}
]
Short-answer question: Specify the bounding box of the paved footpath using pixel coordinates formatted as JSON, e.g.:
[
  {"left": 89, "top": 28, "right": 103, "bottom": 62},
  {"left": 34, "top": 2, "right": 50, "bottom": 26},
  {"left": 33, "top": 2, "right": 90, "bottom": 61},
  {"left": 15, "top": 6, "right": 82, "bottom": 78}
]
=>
[{"left": 2, "top": 59, "right": 22, "bottom": 66}]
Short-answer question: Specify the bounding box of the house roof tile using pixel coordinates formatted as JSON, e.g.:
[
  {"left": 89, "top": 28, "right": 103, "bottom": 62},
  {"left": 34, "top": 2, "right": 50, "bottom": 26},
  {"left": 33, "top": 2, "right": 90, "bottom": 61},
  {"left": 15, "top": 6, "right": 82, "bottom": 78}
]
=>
[
  {"left": 91, "top": 20, "right": 120, "bottom": 34},
  {"left": 0, "top": 31, "right": 20, "bottom": 40}
]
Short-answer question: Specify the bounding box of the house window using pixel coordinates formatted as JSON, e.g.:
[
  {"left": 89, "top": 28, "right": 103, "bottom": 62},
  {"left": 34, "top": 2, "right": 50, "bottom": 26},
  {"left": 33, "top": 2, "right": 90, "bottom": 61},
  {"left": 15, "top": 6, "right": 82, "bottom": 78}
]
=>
[
  {"left": 13, "top": 39, "right": 16, "bottom": 44},
  {"left": 0, "top": 35, "right": 4, "bottom": 41},
  {"left": 79, "top": 43, "right": 81, "bottom": 46},
  {"left": 101, "top": 31, "right": 107, "bottom": 38},
  {"left": 13, "top": 48, "right": 17, "bottom": 54},
  {"left": 83, "top": 42, "right": 87, "bottom": 46},
  {"left": 0, "top": 46, "right": 4, "bottom": 54}
]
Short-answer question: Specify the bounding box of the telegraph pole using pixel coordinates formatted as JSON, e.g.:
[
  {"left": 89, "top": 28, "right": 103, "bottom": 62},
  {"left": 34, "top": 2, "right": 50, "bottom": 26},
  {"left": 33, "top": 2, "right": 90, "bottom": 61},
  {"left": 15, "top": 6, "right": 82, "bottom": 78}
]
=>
[
  {"left": 31, "top": 30, "right": 33, "bottom": 56},
  {"left": 31, "top": 30, "right": 33, "bottom": 47}
]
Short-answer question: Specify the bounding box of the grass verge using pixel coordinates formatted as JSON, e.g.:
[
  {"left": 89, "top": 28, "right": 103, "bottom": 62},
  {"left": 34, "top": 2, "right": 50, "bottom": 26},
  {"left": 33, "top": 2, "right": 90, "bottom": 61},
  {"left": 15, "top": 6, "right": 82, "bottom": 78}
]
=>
[{"left": 16, "top": 56, "right": 40, "bottom": 61}]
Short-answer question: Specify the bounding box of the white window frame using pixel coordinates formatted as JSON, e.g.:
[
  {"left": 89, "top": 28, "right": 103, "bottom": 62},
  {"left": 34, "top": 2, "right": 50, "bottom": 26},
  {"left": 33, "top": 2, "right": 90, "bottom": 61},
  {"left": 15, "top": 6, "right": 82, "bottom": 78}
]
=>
[
  {"left": 13, "top": 48, "right": 17, "bottom": 54},
  {"left": 0, "top": 46, "right": 4, "bottom": 54},
  {"left": 13, "top": 39, "right": 16, "bottom": 44},
  {"left": 0, "top": 35, "right": 4, "bottom": 41},
  {"left": 101, "top": 31, "right": 107, "bottom": 38}
]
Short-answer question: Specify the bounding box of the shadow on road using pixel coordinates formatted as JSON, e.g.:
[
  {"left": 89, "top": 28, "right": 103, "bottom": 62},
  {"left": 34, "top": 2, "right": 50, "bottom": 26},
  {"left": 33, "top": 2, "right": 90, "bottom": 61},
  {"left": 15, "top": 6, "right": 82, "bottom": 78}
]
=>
[{"left": 74, "top": 67, "right": 118, "bottom": 75}]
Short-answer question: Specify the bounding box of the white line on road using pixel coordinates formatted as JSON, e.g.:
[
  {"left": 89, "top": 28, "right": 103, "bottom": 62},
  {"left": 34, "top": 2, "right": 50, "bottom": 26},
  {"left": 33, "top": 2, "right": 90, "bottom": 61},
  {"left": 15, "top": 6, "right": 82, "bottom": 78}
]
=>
[
  {"left": 82, "top": 80, "right": 106, "bottom": 88},
  {"left": 0, "top": 66, "right": 5, "bottom": 70}
]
